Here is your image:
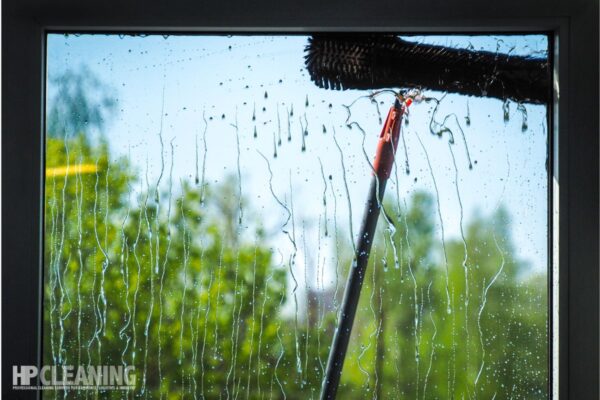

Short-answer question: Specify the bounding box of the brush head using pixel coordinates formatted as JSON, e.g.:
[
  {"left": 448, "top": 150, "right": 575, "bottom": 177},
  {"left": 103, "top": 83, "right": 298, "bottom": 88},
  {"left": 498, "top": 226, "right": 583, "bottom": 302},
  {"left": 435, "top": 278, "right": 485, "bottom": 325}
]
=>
[
  {"left": 304, "top": 35, "right": 400, "bottom": 91},
  {"left": 304, "top": 34, "right": 550, "bottom": 104}
]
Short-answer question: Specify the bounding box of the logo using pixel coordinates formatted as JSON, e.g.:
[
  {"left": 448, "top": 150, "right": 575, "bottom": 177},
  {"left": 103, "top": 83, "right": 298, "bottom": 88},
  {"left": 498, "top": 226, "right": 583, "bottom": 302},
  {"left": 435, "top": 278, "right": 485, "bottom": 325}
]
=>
[{"left": 13, "top": 365, "right": 136, "bottom": 391}]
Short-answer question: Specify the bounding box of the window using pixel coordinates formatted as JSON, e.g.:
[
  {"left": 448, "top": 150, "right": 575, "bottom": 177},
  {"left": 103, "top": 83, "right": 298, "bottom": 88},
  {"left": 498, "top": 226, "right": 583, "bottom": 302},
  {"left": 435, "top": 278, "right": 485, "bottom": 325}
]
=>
[
  {"left": 3, "top": 0, "right": 597, "bottom": 398},
  {"left": 42, "top": 33, "right": 549, "bottom": 398}
]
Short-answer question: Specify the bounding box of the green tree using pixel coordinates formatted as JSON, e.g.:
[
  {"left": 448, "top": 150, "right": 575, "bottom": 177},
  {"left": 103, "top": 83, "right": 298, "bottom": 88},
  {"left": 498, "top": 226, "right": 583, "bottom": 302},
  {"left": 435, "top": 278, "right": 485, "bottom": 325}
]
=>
[
  {"left": 335, "top": 194, "right": 547, "bottom": 399},
  {"left": 47, "top": 66, "right": 117, "bottom": 138},
  {"left": 44, "top": 134, "right": 291, "bottom": 399}
]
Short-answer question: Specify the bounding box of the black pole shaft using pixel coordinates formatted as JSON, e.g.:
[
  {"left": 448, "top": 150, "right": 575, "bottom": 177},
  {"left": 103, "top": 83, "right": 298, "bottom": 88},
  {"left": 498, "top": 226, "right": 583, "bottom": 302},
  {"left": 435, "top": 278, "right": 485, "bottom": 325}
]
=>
[{"left": 320, "top": 176, "right": 388, "bottom": 400}]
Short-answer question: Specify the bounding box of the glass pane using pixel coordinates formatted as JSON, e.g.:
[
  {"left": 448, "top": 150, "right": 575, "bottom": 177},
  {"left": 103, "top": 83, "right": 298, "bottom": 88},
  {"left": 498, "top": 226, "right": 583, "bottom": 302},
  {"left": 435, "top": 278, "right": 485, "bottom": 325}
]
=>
[{"left": 44, "top": 33, "right": 549, "bottom": 399}]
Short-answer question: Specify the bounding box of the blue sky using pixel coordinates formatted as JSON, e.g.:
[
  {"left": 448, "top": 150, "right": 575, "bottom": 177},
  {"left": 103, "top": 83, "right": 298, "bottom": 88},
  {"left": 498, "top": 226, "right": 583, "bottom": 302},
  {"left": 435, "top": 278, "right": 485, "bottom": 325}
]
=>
[{"left": 46, "top": 34, "right": 549, "bottom": 288}]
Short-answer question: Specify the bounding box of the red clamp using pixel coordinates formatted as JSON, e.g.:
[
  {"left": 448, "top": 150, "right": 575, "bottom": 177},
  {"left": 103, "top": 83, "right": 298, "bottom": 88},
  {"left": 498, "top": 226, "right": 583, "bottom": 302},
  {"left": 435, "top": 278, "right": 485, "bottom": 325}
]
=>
[{"left": 372, "top": 100, "right": 407, "bottom": 180}]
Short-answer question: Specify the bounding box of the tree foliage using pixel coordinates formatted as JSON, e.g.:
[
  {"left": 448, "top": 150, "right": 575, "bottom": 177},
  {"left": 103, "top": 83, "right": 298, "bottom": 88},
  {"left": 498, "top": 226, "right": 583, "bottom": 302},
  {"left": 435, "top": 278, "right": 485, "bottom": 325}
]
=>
[{"left": 43, "top": 70, "right": 547, "bottom": 399}]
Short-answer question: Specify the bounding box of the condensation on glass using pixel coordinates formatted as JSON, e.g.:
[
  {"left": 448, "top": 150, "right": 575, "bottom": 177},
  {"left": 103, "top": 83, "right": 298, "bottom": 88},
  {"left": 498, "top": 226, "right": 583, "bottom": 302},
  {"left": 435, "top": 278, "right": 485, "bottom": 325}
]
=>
[{"left": 43, "top": 34, "right": 550, "bottom": 399}]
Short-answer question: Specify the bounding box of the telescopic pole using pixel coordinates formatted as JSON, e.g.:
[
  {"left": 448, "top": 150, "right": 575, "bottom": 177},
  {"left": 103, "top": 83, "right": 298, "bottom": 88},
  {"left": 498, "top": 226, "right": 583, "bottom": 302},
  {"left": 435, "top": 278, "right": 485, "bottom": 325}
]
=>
[{"left": 320, "top": 98, "right": 407, "bottom": 400}]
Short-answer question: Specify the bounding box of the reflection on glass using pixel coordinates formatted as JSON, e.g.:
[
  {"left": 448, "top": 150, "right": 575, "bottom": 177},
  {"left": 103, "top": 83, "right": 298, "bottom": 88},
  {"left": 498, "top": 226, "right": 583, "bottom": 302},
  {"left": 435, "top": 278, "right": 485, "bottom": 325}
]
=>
[{"left": 44, "top": 34, "right": 549, "bottom": 399}]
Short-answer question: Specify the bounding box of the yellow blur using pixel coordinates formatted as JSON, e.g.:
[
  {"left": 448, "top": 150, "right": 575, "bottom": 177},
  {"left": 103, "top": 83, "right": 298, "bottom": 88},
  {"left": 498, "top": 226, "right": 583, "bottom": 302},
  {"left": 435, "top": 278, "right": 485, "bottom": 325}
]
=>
[{"left": 46, "top": 163, "right": 98, "bottom": 177}]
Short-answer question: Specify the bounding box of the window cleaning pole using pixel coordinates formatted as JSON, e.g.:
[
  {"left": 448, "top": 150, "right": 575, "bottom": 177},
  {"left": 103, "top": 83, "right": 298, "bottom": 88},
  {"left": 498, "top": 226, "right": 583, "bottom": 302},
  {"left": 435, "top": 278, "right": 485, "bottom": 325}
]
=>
[{"left": 320, "top": 97, "right": 408, "bottom": 400}]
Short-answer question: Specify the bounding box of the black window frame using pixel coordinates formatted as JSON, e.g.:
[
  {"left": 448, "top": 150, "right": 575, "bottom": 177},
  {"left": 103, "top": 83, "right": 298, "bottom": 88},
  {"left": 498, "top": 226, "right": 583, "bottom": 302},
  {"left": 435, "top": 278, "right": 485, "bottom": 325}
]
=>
[{"left": 2, "top": 1, "right": 598, "bottom": 399}]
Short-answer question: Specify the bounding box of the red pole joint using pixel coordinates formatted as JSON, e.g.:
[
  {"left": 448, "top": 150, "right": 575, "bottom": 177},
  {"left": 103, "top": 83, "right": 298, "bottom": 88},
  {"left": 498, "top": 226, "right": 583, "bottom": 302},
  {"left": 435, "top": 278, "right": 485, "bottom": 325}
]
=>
[{"left": 372, "top": 100, "right": 407, "bottom": 180}]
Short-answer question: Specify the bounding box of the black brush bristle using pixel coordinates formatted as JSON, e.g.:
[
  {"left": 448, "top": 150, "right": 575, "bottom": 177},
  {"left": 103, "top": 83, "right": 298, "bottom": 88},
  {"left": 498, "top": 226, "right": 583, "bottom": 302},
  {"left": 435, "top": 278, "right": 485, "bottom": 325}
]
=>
[{"left": 304, "top": 34, "right": 550, "bottom": 104}]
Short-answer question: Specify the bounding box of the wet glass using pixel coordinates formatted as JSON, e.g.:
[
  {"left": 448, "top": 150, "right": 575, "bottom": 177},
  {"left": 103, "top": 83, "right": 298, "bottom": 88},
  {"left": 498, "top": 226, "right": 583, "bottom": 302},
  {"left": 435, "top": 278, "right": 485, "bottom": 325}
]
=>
[{"left": 44, "top": 34, "right": 550, "bottom": 399}]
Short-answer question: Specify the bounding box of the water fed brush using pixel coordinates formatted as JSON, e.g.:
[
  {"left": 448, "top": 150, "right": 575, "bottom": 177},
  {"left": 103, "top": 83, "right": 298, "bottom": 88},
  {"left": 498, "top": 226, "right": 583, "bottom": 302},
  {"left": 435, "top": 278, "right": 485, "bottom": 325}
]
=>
[{"left": 306, "top": 35, "right": 550, "bottom": 400}]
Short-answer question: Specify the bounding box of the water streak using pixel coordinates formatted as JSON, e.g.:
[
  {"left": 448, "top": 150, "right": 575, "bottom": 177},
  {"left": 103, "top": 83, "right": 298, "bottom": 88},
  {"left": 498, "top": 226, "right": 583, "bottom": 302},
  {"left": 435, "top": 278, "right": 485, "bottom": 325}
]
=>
[
  {"left": 245, "top": 245, "right": 259, "bottom": 398},
  {"left": 332, "top": 128, "right": 355, "bottom": 253},
  {"left": 416, "top": 132, "right": 452, "bottom": 314},
  {"left": 422, "top": 282, "right": 437, "bottom": 400}
]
